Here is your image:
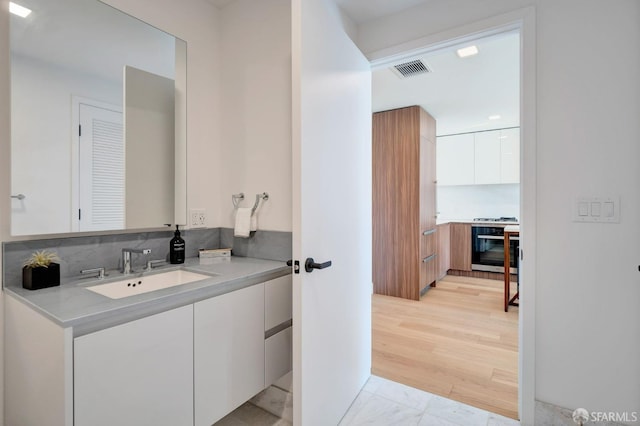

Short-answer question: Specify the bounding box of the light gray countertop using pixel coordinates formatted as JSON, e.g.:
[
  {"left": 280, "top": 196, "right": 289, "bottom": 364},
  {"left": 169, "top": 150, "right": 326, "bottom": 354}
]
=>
[
  {"left": 4, "top": 256, "right": 290, "bottom": 335},
  {"left": 437, "top": 219, "right": 520, "bottom": 226}
]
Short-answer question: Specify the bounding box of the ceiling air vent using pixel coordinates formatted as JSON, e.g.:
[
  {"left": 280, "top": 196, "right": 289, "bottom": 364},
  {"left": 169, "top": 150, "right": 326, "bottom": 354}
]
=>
[{"left": 391, "top": 59, "right": 431, "bottom": 79}]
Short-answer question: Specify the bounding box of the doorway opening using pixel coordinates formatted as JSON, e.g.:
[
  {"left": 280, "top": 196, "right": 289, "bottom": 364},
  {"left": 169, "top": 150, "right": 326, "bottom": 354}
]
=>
[{"left": 370, "top": 24, "right": 526, "bottom": 421}]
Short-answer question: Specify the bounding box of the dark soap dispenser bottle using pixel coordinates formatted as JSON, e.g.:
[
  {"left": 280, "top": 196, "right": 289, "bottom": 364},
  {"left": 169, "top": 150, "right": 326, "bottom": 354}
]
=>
[{"left": 170, "top": 225, "right": 185, "bottom": 264}]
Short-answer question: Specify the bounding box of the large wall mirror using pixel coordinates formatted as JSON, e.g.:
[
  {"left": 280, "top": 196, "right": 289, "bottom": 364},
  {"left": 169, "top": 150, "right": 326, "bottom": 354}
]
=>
[{"left": 10, "top": 0, "right": 187, "bottom": 236}]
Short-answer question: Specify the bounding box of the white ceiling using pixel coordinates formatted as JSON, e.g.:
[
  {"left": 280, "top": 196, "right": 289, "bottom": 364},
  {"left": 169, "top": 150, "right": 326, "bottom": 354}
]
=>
[
  {"left": 372, "top": 31, "right": 520, "bottom": 136},
  {"left": 208, "top": 0, "right": 434, "bottom": 24},
  {"left": 333, "top": 0, "right": 433, "bottom": 24}
]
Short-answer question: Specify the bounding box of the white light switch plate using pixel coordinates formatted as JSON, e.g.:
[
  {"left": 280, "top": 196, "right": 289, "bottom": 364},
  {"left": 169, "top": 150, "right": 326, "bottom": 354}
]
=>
[{"left": 573, "top": 196, "right": 620, "bottom": 223}]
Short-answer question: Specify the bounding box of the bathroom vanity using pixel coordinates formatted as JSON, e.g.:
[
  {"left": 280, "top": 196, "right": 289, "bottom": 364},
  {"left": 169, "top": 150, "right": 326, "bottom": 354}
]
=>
[{"left": 4, "top": 257, "right": 292, "bottom": 426}]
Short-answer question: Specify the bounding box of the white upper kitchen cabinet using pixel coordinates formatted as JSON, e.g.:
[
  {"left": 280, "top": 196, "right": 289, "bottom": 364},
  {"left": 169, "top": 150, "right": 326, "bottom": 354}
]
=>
[
  {"left": 437, "top": 128, "right": 520, "bottom": 186},
  {"left": 474, "top": 130, "right": 502, "bottom": 184},
  {"left": 500, "top": 128, "right": 520, "bottom": 183},
  {"left": 436, "top": 133, "right": 475, "bottom": 185}
]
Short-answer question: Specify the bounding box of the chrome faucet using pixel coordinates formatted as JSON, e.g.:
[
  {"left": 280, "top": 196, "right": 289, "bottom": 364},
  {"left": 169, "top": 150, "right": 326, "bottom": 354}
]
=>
[
  {"left": 81, "top": 267, "right": 106, "bottom": 280},
  {"left": 122, "top": 248, "right": 151, "bottom": 275}
]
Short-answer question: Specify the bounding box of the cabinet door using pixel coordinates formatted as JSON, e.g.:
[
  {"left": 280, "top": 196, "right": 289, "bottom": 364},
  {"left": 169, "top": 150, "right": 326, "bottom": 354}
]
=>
[
  {"left": 194, "top": 283, "right": 265, "bottom": 426},
  {"left": 436, "top": 133, "right": 474, "bottom": 185},
  {"left": 437, "top": 223, "right": 451, "bottom": 279},
  {"left": 474, "top": 130, "right": 501, "bottom": 184},
  {"left": 74, "top": 305, "right": 193, "bottom": 426},
  {"left": 450, "top": 223, "right": 472, "bottom": 271},
  {"left": 500, "top": 128, "right": 520, "bottom": 183}
]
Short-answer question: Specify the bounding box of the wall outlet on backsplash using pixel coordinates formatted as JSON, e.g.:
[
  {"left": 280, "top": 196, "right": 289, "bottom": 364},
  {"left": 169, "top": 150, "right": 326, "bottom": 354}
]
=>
[{"left": 190, "top": 209, "right": 207, "bottom": 228}]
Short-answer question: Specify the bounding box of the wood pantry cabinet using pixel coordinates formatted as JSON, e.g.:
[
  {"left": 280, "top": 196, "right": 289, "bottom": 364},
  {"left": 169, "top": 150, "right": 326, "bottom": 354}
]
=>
[{"left": 373, "top": 105, "right": 437, "bottom": 301}]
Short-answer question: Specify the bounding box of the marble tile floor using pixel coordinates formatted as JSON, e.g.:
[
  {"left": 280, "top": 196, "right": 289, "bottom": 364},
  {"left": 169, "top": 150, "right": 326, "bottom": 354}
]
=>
[{"left": 215, "top": 375, "right": 520, "bottom": 426}]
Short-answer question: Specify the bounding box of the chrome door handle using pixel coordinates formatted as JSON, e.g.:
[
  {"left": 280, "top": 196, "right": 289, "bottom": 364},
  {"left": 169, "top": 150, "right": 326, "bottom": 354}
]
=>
[
  {"left": 11, "top": 194, "right": 26, "bottom": 200},
  {"left": 305, "top": 258, "right": 332, "bottom": 273}
]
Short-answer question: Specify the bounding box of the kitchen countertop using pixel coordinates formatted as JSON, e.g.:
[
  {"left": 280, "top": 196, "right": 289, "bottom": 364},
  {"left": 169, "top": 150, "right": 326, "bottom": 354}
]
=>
[
  {"left": 4, "top": 256, "right": 290, "bottom": 335},
  {"left": 437, "top": 219, "right": 520, "bottom": 226}
]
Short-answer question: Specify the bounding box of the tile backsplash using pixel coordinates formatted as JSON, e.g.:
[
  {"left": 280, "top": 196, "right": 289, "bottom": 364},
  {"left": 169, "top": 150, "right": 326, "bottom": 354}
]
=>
[{"left": 3, "top": 228, "right": 291, "bottom": 288}]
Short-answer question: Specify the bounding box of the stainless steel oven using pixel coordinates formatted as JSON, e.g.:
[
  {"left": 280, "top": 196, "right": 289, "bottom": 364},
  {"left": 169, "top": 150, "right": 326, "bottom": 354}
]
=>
[{"left": 471, "top": 225, "right": 518, "bottom": 274}]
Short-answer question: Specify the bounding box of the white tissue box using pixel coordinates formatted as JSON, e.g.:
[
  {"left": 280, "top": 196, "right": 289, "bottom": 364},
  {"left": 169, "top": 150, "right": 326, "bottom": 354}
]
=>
[{"left": 199, "top": 248, "right": 231, "bottom": 265}]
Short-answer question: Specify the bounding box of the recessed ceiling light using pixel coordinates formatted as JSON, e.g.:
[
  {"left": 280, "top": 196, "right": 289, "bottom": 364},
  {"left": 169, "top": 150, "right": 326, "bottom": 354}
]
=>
[
  {"left": 488, "top": 115, "right": 501, "bottom": 120},
  {"left": 456, "top": 45, "right": 478, "bottom": 58},
  {"left": 10, "top": 2, "right": 32, "bottom": 18}
]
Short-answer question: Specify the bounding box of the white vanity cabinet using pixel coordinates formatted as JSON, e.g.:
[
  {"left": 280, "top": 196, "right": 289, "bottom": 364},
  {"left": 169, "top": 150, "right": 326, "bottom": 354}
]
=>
[
  {"left": 193, "top": 275, "right": 294, "bottom": 426},
  {"left": 194, "top": 283, "right": 266, "bottom": 426},
  {"left": 5, "top": 271, "right": 292, "bottom": 426},
  {"left": 74, "top": 305, "right": 194, "bottom": 426}
]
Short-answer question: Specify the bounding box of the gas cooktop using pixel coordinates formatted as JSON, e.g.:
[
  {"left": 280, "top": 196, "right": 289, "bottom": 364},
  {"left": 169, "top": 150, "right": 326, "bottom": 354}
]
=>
[{"left": 473, "top": 217, "right": 518, "bottom": 222}]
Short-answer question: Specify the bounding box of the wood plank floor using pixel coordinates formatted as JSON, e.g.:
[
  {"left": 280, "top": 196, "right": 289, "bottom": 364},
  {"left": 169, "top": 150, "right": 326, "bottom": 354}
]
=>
[{"left": 372, "top": 274, "right": 519, "bottom": 420}]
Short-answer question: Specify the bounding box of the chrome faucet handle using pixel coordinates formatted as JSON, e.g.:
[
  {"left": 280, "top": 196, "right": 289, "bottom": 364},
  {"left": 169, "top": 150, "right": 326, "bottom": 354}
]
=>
[
  {"left": 81, "top": 267, "right": 106, "bottom": 280},
  {"left": 146, "top": 259, "right": 166, "bottom": 270},
  {"left": 122, "top": 248, "right": 152, "bottom": 255}
]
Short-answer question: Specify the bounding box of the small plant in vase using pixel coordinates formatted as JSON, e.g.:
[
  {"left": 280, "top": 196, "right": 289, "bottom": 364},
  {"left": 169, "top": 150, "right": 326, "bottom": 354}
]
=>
[{"left": 22, "top": 250, "right": 61, "bottom": 290}]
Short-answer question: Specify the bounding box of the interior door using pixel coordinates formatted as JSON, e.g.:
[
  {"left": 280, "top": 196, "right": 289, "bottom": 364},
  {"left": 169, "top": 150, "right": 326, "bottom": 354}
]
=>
[
  {"left": 292, "top": 0, "right": 372, "bottom": 424},
  {"left": 78, "top": 103, "right": 124, "bottom": 231}
]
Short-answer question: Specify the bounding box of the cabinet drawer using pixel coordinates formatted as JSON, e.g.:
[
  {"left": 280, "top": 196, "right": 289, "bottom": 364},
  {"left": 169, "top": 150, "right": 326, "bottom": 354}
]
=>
[
  {"left": 265, "top": 326, "right": 292, "bottom": 387},
  {"left": 421, "top": 229, "right": 437, "bottom": 258},
  {"left": 420, "top": 253, "right": 437, "bottom": 292},
  {"left": 265, "top": 275, "right": 292, "bottom": 331}
]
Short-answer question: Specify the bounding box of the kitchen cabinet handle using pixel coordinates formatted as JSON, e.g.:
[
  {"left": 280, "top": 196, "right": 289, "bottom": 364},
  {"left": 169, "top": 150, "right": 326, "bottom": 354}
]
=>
[
  {"left": 304, "top": 258, "right": 332, "bottom": 273},
  {"left": 477, "top": 235, "right": 504, "bottom": 240},
  {"left": 422, "top": 254, "right": 437, "bottom": 263},
  {"left": 422, "top": 229, "right": 436, "bottom": 236}
]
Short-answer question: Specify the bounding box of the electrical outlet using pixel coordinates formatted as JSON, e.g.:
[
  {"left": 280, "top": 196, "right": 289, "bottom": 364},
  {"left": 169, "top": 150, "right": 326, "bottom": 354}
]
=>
[{"left": 190, "top": 209, "right": 206, "bottom": 228}]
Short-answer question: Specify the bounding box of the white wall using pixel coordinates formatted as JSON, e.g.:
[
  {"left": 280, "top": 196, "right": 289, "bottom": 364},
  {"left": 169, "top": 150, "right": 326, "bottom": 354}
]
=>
[
  {"left": 217, "top": 0, "right": 292, "bottom": 232},
  {"left": 11, "top": 54, "right": 121, "bottom": 235},
  {"left": 357, "top": 0, "right": 640, "bottom": 420},
  {"left": 437, "top": 184, "right": 519, "bottom": 221}
]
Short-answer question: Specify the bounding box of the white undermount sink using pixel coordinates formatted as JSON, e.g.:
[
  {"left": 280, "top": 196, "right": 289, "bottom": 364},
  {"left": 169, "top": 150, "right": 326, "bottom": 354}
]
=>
[{"left": 85, "top": 270, "right": 215, "bottom": 299}]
